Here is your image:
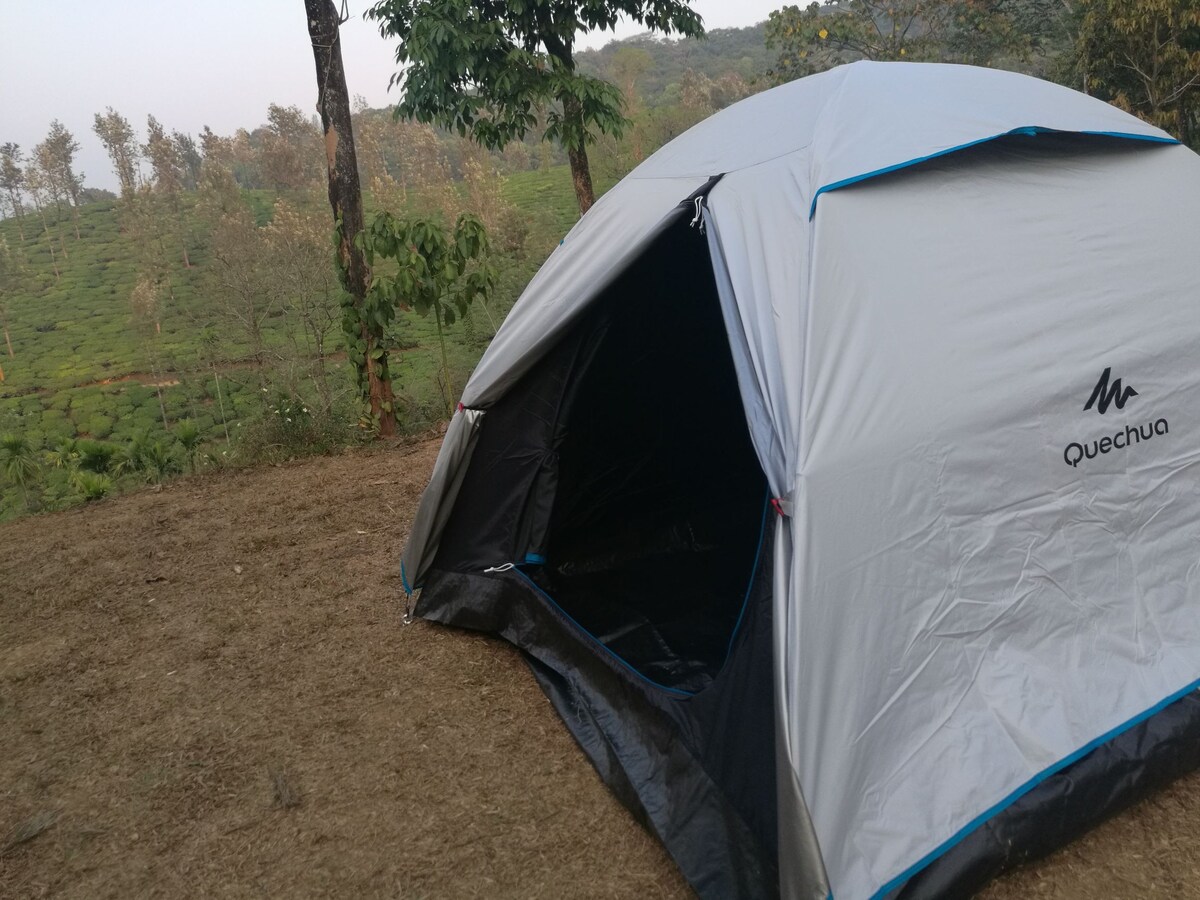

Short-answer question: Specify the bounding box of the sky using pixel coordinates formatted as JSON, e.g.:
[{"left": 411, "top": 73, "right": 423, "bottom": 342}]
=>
[{"left": 1, "top": 0, "right": 782, "bottom": 193}]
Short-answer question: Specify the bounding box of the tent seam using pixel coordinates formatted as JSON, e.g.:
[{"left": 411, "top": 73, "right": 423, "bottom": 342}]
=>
[{"left": 808, "top": 127, "right": 1178, "bottom": 218}]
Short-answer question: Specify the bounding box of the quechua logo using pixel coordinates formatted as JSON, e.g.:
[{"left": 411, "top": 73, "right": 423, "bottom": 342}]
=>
[
  {"left": 1064, "top": 365, "right": 1167, "bottom": 468},
  {"left": 1083, "top": 367, "right": 1137, "bottom": 414}
]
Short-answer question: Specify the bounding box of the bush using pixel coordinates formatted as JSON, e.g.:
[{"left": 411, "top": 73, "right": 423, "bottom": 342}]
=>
[
  {"left": 83, "top": 414, "right": 115, "bottom": 439},
  {"left": 233, "top": 393, "right": 352, "bottom": 464},
  {"left": 72, "top": 470, "right": 113, "bottom": 502},
  {"left": 77, "top": 440, "right": 119, "bottom": 474}
]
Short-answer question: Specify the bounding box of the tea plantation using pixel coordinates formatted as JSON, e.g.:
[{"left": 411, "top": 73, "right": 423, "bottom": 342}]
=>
[{"left": 0, "top": 165, "right": 586, "bottom": 518}]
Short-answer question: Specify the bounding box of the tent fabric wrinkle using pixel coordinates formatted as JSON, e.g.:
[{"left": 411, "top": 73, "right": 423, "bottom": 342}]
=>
[{"left": 399, "top": 61, "right": 1200, "bottom": 900}]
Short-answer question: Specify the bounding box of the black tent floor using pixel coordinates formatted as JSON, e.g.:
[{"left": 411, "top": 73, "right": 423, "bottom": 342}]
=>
[{"left": 526, "top": 505, "right": 768, "bottom": 695}]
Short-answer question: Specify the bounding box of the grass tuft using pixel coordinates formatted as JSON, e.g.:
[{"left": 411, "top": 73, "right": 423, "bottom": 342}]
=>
[
  {"left": 268, "top": 766, "right": 302, "bottom": 809},
  {"left": 1, "top": 809, "right": 61, "bottom": 855}
]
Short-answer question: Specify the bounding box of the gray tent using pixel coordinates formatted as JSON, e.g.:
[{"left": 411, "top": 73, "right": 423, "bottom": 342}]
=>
[{"left": 400, "top": 62, "right": 1200, "bottom": 899}]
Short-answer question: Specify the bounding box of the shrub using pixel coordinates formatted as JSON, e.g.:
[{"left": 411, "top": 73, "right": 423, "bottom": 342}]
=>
[
  {"left": 77, "top": 440, "right": 119, "bottom": 474},
  {"left": 71, "top": 470, "right": 113, "bottom": 502},
  {"left": 233, "top": 393, "right": 352, "bottom": 464},
  {"left": 174, "top": 420, "right": 202, "bottom": 472},
  {"left": 83, "top": 414, "right": 115, "bottom": 439}
]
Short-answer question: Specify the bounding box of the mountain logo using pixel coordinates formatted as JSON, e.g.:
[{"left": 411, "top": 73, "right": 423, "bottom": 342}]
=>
[{"left": 1083, "top": 367, "right": 1138, "bottom": 414}]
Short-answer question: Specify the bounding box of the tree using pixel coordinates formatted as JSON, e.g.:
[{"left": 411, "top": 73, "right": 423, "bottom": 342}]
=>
[
  {"left": 129, "top": 273, "right": 171, "bottom": 429},
  {"left": 358, "top": 212, "right": 496, "bottom": 412},
  {"left": 143, "top": 114, "right": 192, "bottom": 266},
  {"left": 306, "top": 0, "right": 397, "bottom": 436},
  {"left": 366, "top": 0, "right": 705, "bottom": 215},
  {"left": 765, "top": 0, "right": 1032, "bottom": 80},
  {"left": 610, "top": 46, "right": 654, "bottom": 161},
  {"left": 37, "top": 120, "right": 84, "bottom": 240},
  {"left": 173, "top": 131, "right": 203, "bottom": 190},
  {"left": 203, "top": 197, "right": 275, "bottom": 393},
  {"left": 261, "top": 104, "right": 323, "bottom": 191},
  {"left": 263, "top": 200, "right": 342, "bottom": 413},
  {"left": 0, "top": 143, "right": 27, "bottom": 243},
  {"left": 24, "top": 159, "right": 64, "bottom": 275},
  {"left": 1076, "top": 0, "right": 1200, "bottom": 145},
  {"left": 93, "top": 108, "right": 140, "bottom": 198},
  {"left": 0, "top": 235, "right": 26, "bottom": 367}
]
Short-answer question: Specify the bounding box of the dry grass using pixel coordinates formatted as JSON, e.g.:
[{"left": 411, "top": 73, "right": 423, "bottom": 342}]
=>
[{"left": 0, "top": 438, "right": 1198, "bottom": 898}]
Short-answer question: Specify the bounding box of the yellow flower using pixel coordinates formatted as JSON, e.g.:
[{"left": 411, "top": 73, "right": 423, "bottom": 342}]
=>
[{"left": 819, "top": 28, "right": 829, "bottom": 39}]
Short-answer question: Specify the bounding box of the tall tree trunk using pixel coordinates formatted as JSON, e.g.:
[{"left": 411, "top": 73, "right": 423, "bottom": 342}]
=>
[
  {"left": 562, "top": 94, "right": 596, "bottom": 215},
  {"left": 305, "top": 0, "right": 396, "bottom": 437},
  {"left": 2, "top": 307, "right": 13, "bottom": 357},
  {"left": 36, "top": 205, "right": 61, "bottom": 279},
  {"left": 212, "top": 367, "right": 231, "bottom": 444}
]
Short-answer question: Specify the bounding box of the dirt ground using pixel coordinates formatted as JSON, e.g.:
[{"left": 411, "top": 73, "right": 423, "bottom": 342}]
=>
[{"left": 1, "top": 440, "right": 1198, "bottom": 899}]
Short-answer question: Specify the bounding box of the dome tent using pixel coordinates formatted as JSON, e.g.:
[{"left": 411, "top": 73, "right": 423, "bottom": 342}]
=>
[{"left": 399, "top": 61, "right": 1200, "bottom": 899}]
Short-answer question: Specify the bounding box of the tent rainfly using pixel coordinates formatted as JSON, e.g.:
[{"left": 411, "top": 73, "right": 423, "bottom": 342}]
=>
[{"left": 399, "top": 62, "right": 1200, "bottom": 899}]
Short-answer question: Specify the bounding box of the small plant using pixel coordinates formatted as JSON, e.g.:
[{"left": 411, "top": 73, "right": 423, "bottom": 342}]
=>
[
  {"left": 117, "top": 431, "right": 153, "bottom": 476},
  {"left": 45, "top": 437, "right": 80, "bottom": 470},
  {"left": 174, "top": 419, "right": 202, "bottom": 472},
  {"left": 142, "top": 439, "right": 180, "bottom": 484},
  {"left": 71, "top": 469, "right": 112, "bottom": 501},
  {"left": 0, "top": 434, "right": 41, "bottom": 510},
  {"left": 77, "top": 439, "right": 118, "bottom": 474},
  {"left": 116, "top": 431, "right": 179, "bottom": 483},
  {"left": 356, "top": 212, "right": 496, "bottom": 417}
]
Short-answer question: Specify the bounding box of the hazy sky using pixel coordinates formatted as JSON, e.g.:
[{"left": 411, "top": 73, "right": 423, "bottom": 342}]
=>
[{"left": 1, "top": 0, "right": 781, "bottom": 193}]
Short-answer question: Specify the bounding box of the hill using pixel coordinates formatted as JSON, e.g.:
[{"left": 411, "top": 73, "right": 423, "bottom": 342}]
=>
[
  {"left": 1, "top": 444, "right": 1197, "bottom": 897},
  {"left": 577, "top": 23, "right": 774, "bottom": 98}
]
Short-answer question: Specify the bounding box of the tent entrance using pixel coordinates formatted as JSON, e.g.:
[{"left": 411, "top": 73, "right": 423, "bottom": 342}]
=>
[
  {"left": 521, "top": 220, "right": 770, "bottom": 694},
  {"left": 429, "top": 217, "right": 769, "bottom": 693}
]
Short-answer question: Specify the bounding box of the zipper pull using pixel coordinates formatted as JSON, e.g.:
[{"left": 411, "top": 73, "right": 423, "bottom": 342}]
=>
[{"left": 483, "top": 563, "right": 515, "bottom": 574}]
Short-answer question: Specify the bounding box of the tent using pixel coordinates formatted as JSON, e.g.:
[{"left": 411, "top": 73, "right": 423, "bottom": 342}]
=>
[{"left": 399, "top": 61, "right": 1200, "bottom": 899}]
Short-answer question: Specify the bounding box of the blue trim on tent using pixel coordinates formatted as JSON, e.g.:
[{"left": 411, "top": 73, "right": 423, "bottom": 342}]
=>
[
  {"left": 400, "top": 559, "right": 414, "bottom": 595},
  {"left": 808, "top": 127, "right": 1180, "bottom": 219},
  {"left": 866, "top": 674, "right": 1200, "bottom": 900},
  {"left": 511, "top": 566, "right": 697, "bottom": 699},
  {"left": 508, "top": 493, "right": 773, "bottom": 700},
  {"left": 524, "top": 552, "right": 547, "bottom": 565}
]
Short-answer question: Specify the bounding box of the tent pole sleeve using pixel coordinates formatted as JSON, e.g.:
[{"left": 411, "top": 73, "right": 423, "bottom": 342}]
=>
[{"left": 703, "top": 207, "right": 789, "bottom": 498}]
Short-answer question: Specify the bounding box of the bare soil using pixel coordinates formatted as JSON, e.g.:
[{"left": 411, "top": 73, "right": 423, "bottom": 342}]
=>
[{"left": 1, "top": 440, "right": 1198, "bottom": 899}]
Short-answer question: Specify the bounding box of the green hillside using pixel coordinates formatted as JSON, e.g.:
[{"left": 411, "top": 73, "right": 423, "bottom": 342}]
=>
[{"left": 0, "top": 165, "right": 596, "bottom": 518}]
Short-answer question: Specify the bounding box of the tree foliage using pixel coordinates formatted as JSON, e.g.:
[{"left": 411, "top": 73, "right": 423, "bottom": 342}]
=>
[
  {"left": 765, "top": 0, "right": 1038, "bottom": 79},
  {"left": 93, "top": 108, "right": 140, "bottom": 198},
  {"left": 366, "top": 0, "right": 704, "bottom": 213},
  {"left": 0, "top": 143, "right": 27, "bottom": 237},
  {"left": 356, "top": 212, "right": 496, "bottom": 408},
  {"left": 33, "top": 121, "right": 84, "bottom": 241},
  {"left": 1077, "top": 0, "right": 1200, "bottom": 143}
]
